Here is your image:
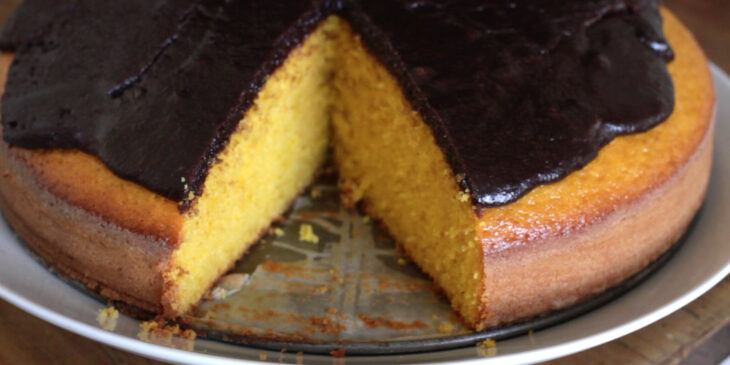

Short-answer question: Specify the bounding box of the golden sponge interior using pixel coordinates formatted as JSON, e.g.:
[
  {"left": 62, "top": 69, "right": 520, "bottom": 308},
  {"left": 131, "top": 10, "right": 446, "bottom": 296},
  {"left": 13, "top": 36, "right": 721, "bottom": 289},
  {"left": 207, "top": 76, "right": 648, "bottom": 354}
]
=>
[
  {"left": 167, "top": 20, "right": 334, "bottom": 315},
  {"left": 329, "top": 18, "right": 483, "bottom": 325}
]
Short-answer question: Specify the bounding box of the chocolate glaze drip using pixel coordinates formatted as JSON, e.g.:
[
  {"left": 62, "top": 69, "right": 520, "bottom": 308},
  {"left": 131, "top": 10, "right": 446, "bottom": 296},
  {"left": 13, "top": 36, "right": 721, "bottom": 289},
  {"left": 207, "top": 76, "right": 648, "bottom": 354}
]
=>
[{"left": 0, "top": 0, "right": 673, "bottom": 213}]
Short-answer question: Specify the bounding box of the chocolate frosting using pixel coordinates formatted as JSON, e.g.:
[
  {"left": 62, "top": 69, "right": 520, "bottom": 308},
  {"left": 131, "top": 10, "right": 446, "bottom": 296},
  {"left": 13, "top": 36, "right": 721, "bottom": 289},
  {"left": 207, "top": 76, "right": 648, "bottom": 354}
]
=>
[{"left": 0, "top": 0, "right": 673, "bottom": 212}]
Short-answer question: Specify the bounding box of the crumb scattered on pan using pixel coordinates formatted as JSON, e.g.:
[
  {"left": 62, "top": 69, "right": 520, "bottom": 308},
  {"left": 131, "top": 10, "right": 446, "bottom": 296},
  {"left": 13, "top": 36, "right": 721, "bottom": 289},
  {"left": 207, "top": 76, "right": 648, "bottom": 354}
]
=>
[
  {"left": 138, "top": 319, "right": 196, "bottom": 351},
  {"left": 259, "top": 351, "right": 267, "bottom": 360},
  {"left": 299, "top": 224, "right": 319, "bottom": 243},
  {"left": 96, "top": 306, "right": 119, "bottom": 331},
  {"left": 478, "top": 339, "right": 496, "bottom": 348},
  {"left": 437, "top": 322, "right": 455, "bottom": 334},
  {"left": 310, "top": 187, "right": 322, "bottom": 198},
  {"left": 329, "top": 348, "right": 346, "bottom": 357},
  {"left": 310, "top": 316, "right": 346, "bottom": 335},
  {"left": 362, "top": 215, "right": 370, "bottom": 223},
  {"left": 476, "top": 338, "right": 498, "bottom": 357},
  {"left": 273, "top": 227, "right": 285, "bottom": 237},
  {"left": 397, "top": 257, "right": 407, "bottom": 265}
]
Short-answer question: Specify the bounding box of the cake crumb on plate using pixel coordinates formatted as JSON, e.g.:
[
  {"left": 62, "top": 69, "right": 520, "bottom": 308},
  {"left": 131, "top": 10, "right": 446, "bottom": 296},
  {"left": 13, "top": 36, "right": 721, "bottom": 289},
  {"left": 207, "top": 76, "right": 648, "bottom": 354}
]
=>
[
  {"left": 96, "top": 306, "right": 119, "bottom": 331},
  {"left": 299, "top": 224, "right": 319, "bottom": 243}
]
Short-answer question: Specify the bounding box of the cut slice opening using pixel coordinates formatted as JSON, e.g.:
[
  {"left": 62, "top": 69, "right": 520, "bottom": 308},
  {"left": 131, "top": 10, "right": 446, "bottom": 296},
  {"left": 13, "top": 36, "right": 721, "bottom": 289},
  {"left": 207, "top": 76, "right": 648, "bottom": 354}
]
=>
[{"left": 166, "top": 15, "right": 483, "bottom": 325}]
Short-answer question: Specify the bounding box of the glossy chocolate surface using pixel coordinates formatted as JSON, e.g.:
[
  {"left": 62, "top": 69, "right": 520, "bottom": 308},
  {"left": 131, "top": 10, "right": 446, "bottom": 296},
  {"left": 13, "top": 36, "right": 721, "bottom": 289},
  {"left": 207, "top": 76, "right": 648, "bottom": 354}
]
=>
[
  {"left": 0, "top": 0, "right": 673, "bottom": 212},
  {"left": 0, "top": 0, "right": 327, "bottom": 206}
]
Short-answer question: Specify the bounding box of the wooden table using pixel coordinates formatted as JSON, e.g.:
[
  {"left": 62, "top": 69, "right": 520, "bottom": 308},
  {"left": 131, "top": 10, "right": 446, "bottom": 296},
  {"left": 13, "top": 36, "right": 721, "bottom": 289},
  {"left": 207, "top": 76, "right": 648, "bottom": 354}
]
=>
[{"left": 0, "top": 1, "right": 728, "bottom": 364}]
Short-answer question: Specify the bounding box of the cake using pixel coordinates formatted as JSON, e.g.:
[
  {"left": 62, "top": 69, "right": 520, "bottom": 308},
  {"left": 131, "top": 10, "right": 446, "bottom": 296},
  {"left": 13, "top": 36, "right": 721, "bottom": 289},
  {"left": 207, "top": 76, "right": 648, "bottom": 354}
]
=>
[{"left": 0, "top": 0, "right": 714, "bottom": 331}]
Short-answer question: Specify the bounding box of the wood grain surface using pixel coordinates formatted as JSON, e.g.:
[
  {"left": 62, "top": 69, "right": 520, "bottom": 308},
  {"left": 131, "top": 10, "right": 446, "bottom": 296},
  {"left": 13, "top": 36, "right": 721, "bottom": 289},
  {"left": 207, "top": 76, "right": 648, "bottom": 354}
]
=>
[{"left": 0, "top": 1, "right": 728, "bottom": 364}]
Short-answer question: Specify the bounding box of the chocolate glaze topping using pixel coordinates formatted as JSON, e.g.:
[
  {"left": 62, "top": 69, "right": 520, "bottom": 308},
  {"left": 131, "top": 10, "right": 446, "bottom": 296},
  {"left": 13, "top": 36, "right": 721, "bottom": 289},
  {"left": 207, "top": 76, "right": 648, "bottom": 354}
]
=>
[{"left": 0, "top": 0, "right": 673, "bottom": 213}]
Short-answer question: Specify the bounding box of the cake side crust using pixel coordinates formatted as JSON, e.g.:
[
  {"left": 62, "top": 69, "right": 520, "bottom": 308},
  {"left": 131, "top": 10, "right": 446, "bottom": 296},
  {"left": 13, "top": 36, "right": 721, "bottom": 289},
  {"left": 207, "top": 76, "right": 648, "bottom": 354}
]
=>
[
  {"left": 0, "top": 139, "right": 173, "bottom": 313},
  {"left": 474, "top": 9, "right": 716, "bottom": 329},
  {"left": 477, "top": 121, "right": 713, "bottom": 328}
]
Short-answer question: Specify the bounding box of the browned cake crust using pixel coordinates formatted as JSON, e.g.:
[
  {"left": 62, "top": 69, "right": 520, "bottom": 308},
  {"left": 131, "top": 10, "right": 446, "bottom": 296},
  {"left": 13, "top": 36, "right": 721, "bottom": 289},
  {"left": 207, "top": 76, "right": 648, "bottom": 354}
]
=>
[
  {"left": 473, "top": 9, "right": 715, "bottom": 328},
  {"left": 0, "top": 9, "right": 716, "bottom": 329},
  {"left": 476, "top": 124, "right": 713, "bottom": 327},
  {"left": 0, "top": 53, "right": 180, "bottom": 315},
  {"left": 0, "top": 146, "right": 171, "bottom": 314}
]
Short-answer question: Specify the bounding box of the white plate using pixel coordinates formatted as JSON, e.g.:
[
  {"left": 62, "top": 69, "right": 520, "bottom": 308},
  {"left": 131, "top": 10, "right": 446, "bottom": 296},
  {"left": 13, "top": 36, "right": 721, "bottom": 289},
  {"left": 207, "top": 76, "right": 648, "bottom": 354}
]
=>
[{"left": 0, "top": 64, "right": 729, "bottom": 365}]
